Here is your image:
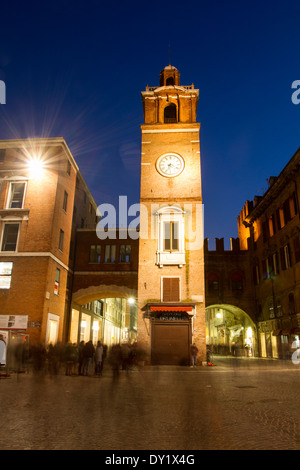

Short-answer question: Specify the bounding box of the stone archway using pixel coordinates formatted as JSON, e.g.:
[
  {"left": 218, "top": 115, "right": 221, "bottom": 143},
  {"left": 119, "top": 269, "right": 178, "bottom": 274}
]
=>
[
  {"left": 72, "top": 285, "right": 137, "bottom": 305},
  {"left": 70, "top": 285, "right": 138, "bottom": 348},
  {"left": 205, "top": 304, "right": 257, "bottom": 357}
]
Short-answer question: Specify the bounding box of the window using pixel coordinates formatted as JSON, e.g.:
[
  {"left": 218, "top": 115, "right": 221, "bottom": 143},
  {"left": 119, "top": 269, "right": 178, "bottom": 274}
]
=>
[
  {"left": 263, "top": 253, "right": 279, "bottom": 279},
  {"left": 67, "top": 160, "right": 71, "bottom": 176},
  {"left": 166, "top": 77, "right": 174, "bottom": 86},
  {"left": 276, "top": 193, "right": 298, "bottom": 229},
  {"left": 156, "top": 206, "right": 186, "bottom": 267},
  {"left": 262, "top": 221, "right": 268, "bottom": 243},
  {"left": 280, "top": 244, "right": 291, "bottom": 270},
  {"left": 63, "top": 191, "right": 68, "bottom": 212},
  {"left": 7, "top": 182, "right": 26, "bottom": 209},
  {"left": 0, "top": 261, "right": 13, "bottom": 289},
  {"left": 276, "top": 299, "right": 283, "bottom": 317},
  {"left": 119, "top": 244, "right": 131, "bottom": 263},
  {"left": 283, "top": 199, "right": 291, "bottom": 224},
  {"left": 104, "top": 244, "right": 116, "bottom": 262},
  {"left": 276, "top": 207, "right": 285, "bottom": 229},
  {"left": 94, "top": 300, "right": 103, "bottom": 316},
  {"left": 1, "top": 223, "right": 20, "bottom": 251},
  {"left": 54, "top": 268, "right": 60, "bottom": 295},
  {"left": 58, "top": 229, "right": 64, "bottom": 251},
  {"left": 289, "top": 193, "right": 297, "bottom": 219},
  {"left": 293, "top": 236, "right": 300, "bottom": 263},
  {"left": 89, "top": 245, "right": 101, "bottom": 263},
  {"left": 268, "top": 214, "right": 276, "bottom": 237},
  {"left": 269, "top": 300, "right": 275, "bottom": 319},
  {"left": 164, "top": 221, "right": 179, "bottom": 251},
  {"left": 164, "top": 103, "right": 177, "bottom": 123},
  {"left": 162, "top": 277, "right": 180, "bottom": 302},
  {"left": 272, "top": 252, "right": 280, "bottom": 276}
]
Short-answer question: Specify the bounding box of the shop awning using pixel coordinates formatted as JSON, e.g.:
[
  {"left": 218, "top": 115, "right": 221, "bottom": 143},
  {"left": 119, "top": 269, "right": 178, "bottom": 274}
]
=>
[
  {"left": 281, "top": 329, "right": 291, "bottom": 335},
  {"left": 150, "top": 306, "right": 193, "bottom": 312}
]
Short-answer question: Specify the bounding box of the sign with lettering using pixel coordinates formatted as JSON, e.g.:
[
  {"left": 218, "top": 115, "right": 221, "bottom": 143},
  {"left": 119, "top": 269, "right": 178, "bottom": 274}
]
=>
[{"left": 156, "top": 311, "right": 189, "bottom": 321}]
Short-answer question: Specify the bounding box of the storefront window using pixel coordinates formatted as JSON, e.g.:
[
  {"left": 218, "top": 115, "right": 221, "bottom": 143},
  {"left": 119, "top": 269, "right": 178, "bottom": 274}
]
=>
[
  {"left": 70, "top": 309, "right": 79, "bottom": 344},
  {"left": 80, "top": 313, "right": 91, "bottom": 342}
]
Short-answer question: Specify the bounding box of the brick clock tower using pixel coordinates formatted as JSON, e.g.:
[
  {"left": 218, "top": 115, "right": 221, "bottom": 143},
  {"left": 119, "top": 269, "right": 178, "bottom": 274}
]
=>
[{"left": 137, "top": 65, "right": 206, "bottom": 365}]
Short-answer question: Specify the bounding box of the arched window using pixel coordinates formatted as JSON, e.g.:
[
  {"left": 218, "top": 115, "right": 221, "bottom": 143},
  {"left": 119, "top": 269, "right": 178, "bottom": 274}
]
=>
[
  {"left": 164, "top": 103, "right": 177, "bottom": 123},
  {"left": 166, "top": 77, "right": 174, "bottom": 86}
]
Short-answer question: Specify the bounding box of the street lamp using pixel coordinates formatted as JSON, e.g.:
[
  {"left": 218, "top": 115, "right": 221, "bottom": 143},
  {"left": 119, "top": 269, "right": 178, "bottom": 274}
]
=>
[{"left": 27, "top": 157, "right": 45, "bottom": 179}]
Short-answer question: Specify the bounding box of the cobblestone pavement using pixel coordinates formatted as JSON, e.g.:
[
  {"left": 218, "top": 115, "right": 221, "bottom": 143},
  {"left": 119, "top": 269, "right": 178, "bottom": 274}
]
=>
[{"left": 0, "top": 356, "right": 300, "bottom": 450}]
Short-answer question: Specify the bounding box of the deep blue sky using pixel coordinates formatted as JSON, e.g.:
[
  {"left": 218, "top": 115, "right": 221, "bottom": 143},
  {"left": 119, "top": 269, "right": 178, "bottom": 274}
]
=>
[{"left": 0, "top": 0, "right": 300, "bottom": 248}]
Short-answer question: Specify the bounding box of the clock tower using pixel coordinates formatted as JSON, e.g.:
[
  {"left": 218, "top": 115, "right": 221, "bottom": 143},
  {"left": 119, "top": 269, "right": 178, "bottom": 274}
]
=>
[{"left": 137, "top": 65, "right": 206, "bottom": 365}]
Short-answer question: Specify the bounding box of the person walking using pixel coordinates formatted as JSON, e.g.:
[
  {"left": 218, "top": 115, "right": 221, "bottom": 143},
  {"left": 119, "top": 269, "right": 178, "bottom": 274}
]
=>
[
  {"left": 78, "top": 341, "right": 85, "bottom": 375},
  {"left": 95, "top": 341, "right": 103, "bottom": 376},
  {"left": 82, "top": 340, "right": 95, "bottom": 376},
  {"left": 190, "top": 343, "right": 198, "bottom": 368}
]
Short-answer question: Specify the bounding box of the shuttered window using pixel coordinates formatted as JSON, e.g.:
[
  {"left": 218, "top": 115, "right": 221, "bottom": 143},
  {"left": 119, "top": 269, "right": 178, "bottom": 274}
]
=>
[
  {"left": 163, "top": 221, "right": 179, "bottom": 251},
  {"left": 162, "top": 277, "right": 180, "bottom": 302}
]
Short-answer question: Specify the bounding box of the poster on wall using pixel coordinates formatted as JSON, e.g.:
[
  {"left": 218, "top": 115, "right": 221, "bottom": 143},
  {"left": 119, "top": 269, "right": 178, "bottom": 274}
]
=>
[
  {"left": 0, "top": 331, "right": 8, "bottom": 366},
  {"left": 0, "top": 315, "right": 28, "bottom": 330}
]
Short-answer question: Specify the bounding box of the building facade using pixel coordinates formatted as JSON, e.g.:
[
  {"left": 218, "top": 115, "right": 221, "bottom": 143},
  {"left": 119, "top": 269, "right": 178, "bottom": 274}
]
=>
[
  {"left": 70, "top": 228, "right": 138, "bottom": 348},
  {"left": 0, "top": 137, "right": 97, "bottom": 359},
  {"left": 0, "top": 66, "right": 299, "bottom": 366},
  {"left": 238, "top": 147, "right": 300, "bottom": 359},
  {"left": 137, "top": 65, "right": 206, "bottom": 365}
]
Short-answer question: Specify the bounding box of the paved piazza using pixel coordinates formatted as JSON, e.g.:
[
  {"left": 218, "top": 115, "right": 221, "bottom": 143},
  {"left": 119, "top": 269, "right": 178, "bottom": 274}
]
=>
[{"left": 0, "top": 357, "right": 299, "bottom": 451}]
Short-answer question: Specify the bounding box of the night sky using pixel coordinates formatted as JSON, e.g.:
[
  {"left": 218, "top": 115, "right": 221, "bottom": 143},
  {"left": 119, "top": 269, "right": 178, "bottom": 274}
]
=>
[{"left": 0, "top": 0, "right": 300, "bottom": 248}]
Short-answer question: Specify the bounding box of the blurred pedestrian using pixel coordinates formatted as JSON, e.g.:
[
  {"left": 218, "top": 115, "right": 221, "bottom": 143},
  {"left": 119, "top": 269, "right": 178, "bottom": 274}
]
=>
[
  {"left": 121, "top": 342, "right": 131, "bottom": 371},
  {"left": 31, "top": 343, "right": 47, "bottom": 374},
  {"left": 64, "top": 343, "right": 78, "bottom": 376},
  {"left": 47, "top": 343, "right": 62, "bottom": 375},
  {"left": 109, "top": 344, "right": 122, "bottom": 381},
  {"left": 190, "top": 343, "right": 198, "bottom": 367},
  {"left": 82, "top": 340, "right": 95, "bottom": 376},
  {"left": 78, "top": 341, "right": 85, "bottom": 375},
  {"left": 95, "top": 341, "right": 103, "bottom": 376}
]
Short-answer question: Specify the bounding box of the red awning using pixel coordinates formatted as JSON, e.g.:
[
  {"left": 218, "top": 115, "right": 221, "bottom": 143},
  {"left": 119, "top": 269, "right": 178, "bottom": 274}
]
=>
[{"left": 150, "top": 306, "right": 193, "bottom": 312}]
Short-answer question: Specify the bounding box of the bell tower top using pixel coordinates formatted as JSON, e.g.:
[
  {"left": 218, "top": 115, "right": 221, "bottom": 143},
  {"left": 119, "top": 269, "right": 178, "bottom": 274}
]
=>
[
  {"left": 159, "top": 65, "right": 180, "bottom": 87},
  {"left": 141, "top": 65, "right": 199, "bottom": 125}
]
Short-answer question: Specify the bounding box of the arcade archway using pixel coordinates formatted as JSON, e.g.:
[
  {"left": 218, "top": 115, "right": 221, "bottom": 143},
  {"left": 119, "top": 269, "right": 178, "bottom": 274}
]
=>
[
  {"left": 205, "top": 304, "right": 257, "bottom": 357},
  {"left": 70, "top": 285, "right": 138, "bottom": 348}
]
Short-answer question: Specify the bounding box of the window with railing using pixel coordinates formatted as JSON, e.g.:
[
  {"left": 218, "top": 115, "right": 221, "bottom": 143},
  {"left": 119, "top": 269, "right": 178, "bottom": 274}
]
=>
[{"left": 164, "top": 103, "right": 177, "bottom": 123}]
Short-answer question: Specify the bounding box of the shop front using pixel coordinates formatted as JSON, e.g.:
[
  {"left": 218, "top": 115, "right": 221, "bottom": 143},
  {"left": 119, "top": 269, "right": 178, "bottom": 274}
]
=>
[
  {"left": 206, "top": 305, "right": 257, "bottom": 357},
  {"left": 0, "top": 315, "right": 29, "bottom": 372},
  {"left": 149, "top": 305, "right": 194, "bottom": 365}
]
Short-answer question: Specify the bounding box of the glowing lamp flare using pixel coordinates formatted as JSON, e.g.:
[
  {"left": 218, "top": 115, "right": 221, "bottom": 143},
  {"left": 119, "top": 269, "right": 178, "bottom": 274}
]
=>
[{"left": 27, "top": 157, "right": 45, "bottom": 178}]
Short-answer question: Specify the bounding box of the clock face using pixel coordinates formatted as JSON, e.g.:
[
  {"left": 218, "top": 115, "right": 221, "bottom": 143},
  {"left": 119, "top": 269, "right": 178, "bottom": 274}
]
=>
[{"left": 156, "top": 153, "right": 184, "bottom": 177}]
